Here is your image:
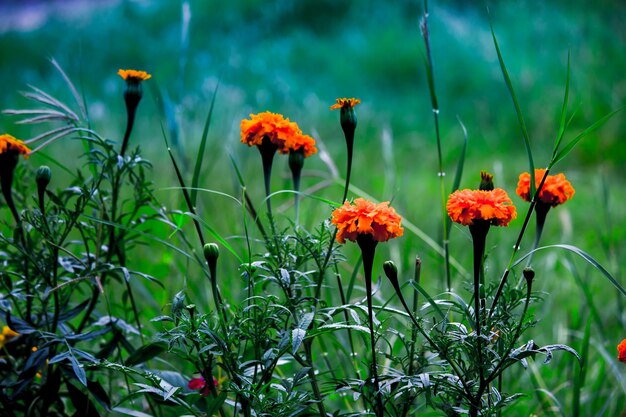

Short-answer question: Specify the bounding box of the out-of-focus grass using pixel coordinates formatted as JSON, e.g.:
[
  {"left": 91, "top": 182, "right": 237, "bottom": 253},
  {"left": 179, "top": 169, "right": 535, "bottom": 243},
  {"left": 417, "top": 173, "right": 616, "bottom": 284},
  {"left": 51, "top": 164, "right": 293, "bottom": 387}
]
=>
[{"left": 1, "top": 0, "right": 625, "bottom": 414}]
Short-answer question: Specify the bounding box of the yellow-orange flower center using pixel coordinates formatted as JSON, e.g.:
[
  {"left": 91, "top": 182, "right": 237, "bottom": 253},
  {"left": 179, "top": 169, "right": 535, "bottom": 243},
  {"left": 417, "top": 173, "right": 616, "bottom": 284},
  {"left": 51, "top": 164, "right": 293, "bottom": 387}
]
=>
[
  {"left": 447, "top": 188, "right": 517, "bottom": 227},
  {"left": 516, "top": 169, "right": 575, "bottom": 207},
  {"left": 330, "top": 98, "right": 361, "bottom": 110},
  {"left": 117, "top": 69, "right": 152, "bottom": 81},
  {"left": 331, "top": 198, "right": 404, "bottom": 244},
  {"left": 240, "top": 111, "right": 317, "bottom": 157},
  {"left": 0, "top": 134, "right": 31, "bottom": 159}
]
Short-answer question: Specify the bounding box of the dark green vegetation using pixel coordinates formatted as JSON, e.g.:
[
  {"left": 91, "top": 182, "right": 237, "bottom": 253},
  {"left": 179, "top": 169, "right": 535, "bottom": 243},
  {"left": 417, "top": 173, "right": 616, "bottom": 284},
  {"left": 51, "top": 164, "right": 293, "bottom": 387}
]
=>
[{"left": 1, "top": 0, "right": 625, "bottom": 415}]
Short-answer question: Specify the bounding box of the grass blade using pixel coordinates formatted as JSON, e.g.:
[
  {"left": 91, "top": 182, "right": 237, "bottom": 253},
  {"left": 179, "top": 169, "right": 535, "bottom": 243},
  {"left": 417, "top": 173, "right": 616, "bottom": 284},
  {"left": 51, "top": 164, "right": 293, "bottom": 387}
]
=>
[
  {"left": 191, "top": 83, "right": 219, "bottom": 207},
  {"left": 513, "top": 244, "right": 626, "bottom": 296},
  {"left": 553, "top": 50, "right": 571, "bottom": 155},
  {"left": 490, "top": 23, "right": 535, "bottom": 195},
  {"left": 551, "top": 106, "right": 624, "bottom": 167}
]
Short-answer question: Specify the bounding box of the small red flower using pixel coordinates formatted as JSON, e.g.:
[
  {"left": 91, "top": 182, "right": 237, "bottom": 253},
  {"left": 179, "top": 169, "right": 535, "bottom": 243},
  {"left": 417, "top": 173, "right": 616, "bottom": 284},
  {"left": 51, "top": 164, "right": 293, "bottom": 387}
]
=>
[{"left": 188, "top": 376, "right": 218, "bottom": 396}]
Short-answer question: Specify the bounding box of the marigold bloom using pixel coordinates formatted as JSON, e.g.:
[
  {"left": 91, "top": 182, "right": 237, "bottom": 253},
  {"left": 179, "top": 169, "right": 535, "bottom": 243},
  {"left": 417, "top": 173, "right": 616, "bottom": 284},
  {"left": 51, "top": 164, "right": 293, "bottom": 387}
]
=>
[
  {"left": 447, "top": 188, "right": 517, "bottom": 227},
  {"left": 618, "top": 339, "right": 626, "bottom": 364},
  {"left": 117, "top": 69, "right": 152, "bottom": 81},
  {"left": 331, "top": 198, "right": 404, "bottom": 244},
  {"left": 516, "top": 169, "right": 575, "bottom": 207},
  {"left": 0, "top": 134, "right": 30, "bottom": 159},
  {"left": 330, "top": 98, "right": 361, "bottom": 110},
  {"left": 240, "top": 111, "right": 316, "bottom": 157}
]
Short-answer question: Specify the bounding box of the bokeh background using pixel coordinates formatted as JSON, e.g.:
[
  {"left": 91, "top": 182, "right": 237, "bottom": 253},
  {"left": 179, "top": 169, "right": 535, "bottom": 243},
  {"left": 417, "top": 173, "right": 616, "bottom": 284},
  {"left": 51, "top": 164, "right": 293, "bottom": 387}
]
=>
[{"left": 1, "top": 0, "right": 625, "bottom": 413}]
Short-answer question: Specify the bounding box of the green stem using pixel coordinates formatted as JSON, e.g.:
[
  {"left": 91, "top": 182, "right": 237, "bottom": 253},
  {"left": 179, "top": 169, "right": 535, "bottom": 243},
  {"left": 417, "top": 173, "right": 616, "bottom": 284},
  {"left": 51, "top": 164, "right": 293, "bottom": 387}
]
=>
[
  {"left": 357, "top": 235, "right": 384, "bottom": 417},
  {"left": 401, "top": 257, "right": 422, "bottom": 417},
  {"left": 421, "top": 1, "right": 451, "bottom": 291},
  {"left": 488, "top": 169, "right": 550, "bottom": 321},
  {"left": 525, "top": 202, "right": 550, "bottom": 267},
  {"left": 469, "top": 221, "right": 489, "bottom": 392}
]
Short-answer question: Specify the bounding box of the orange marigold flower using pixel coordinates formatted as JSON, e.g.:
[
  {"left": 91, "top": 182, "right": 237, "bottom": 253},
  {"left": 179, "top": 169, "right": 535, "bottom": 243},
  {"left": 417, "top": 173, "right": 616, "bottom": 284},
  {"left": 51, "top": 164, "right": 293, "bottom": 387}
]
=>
[
  {"left": 0, "top": 134, "right": 30, "bottom": 159},
  {"left": 331, "top": 198, "right": 404, "bottom": 244},
  {"left": 618, "top": 339, "right": 626, "bottom": 364},
  {"left": 516, "top": 169, "right": 575, "bottom": 207},
  {"left": 240, "top": 111, "right": 316, "bottom": 157},
  {"left": 117, "top": 69, "right": 152, "bottom": 81},
  {"left": 447, "top": 188, "right": 517, "bottom": 227},
  {"left": 330, "top": 98, "right": 361, "bottom": 110}
]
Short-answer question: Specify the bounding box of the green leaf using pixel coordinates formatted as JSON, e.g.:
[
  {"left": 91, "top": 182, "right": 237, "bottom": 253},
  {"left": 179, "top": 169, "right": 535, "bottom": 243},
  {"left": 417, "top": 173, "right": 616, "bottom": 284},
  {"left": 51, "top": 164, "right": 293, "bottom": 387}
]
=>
[
  {"left": 69, "top": 353, "right": 87, "bottom": 386},
  {"left": 191, "top": 83, "right": 219, "bottom": 206},
  {"left": 410, "top": 281, "right": 445, "bottom": 322},
  {"left": 551, "top": 106, "right": 624, "bottom": 166},
  {"left": 125, "top": 342, "right": 167, "bottom": 367},
  {"left": 292, "top": 328, "right": 306, "bottom": 354}
]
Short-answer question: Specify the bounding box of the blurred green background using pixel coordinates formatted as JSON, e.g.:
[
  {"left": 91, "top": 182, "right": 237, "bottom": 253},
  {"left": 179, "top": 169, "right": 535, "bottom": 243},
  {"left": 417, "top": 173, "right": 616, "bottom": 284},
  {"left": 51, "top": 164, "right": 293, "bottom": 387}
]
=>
[{"left": 1, "top": 0, "right": 625, "bottom": 414}]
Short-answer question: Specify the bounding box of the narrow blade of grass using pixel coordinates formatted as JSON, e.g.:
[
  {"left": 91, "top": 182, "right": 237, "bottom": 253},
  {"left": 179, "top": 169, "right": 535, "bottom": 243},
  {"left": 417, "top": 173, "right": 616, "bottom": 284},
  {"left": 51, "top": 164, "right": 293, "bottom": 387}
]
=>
[
  {"left": 490, "top": 23, "right": 535, "bottom": 196},
  {"left": 191, "top": 83, "right": 219, "bottom": 207},
  {"left": 551, "top": 106, "right": 624, "bottom": 167},
  {"left": 553, "top": 50, "right": 571, "bottom": 155},
  {"left": 513, "top": 244, "right": 626, "bottom": 296}
]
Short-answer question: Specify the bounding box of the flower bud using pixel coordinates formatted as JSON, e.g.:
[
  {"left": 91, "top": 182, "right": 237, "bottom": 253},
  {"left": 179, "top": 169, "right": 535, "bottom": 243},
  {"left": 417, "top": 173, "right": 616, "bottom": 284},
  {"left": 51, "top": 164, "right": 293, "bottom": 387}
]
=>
[
  {"left": 523, "top": 266, "right": 535, "bottom": 285},
  {"left": 36, "top": 166, "right": 51, "bottom": 189},
  {"left": 288, "top": 148, "right": 305, "bottom": 177},
  {"left": 203, "top": 243, "right": 220, "bottom": 264},
  {"left": 479, "top": 171, "right": 494, "bottom": 191},
  {"left": 383, "top": 260, "right": 398, "bottom": 281},
  {"left": 36, "top": 165, "right": 52, "bottom": 214},
  {"left": 383, "top": 260, "right": 401, "bottom": 295}
]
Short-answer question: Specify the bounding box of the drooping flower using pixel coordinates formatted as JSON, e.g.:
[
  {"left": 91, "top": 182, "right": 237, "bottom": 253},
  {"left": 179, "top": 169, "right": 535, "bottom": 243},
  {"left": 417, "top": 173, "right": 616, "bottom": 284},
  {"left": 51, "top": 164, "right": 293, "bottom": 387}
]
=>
[
  {"left": 516, "top": 169, "right": 575, "bottom": 207},
  {"left": 188, "top": 376, "right": 218, "bottom": 396},
  {"left": 117, "top": 69, "right": 152, "bottom": 81},
  {"left": 0, "top": 134, "right": 31, "bottom": 158},
  {"left": 240, "top": 111, "right": 316, "bottom": 156},
  {"left": 447, "top": 188, "right": 517, "bottom": 227},
  {"left": 618, "top": 339, "right": 626, "bottom": 364},
  {"left": 331, "top": 198, "right": 404, "bottom": 244}
]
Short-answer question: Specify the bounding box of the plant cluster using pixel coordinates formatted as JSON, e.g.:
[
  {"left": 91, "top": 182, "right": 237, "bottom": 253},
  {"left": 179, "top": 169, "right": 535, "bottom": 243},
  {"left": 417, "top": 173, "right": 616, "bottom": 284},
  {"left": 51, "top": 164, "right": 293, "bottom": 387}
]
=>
[{"left": 0, "top": 6, "right": 624, "bottom": 417}]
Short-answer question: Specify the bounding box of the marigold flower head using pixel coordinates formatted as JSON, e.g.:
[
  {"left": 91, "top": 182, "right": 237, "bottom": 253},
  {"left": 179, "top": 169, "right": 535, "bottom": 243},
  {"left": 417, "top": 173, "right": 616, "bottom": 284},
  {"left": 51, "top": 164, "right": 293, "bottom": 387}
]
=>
[
  {"left": 330, "top": 98, "right": 361, "bottom": 110},
  {"left": 240, "top": 111, "right": 316, "bottom": 157},
  {"left": 516, "top": 169, "right": 575, "bottom": 207},
  {"left": 117, "top": 69, "right": 152, "bottom": 81},
  {"left": 0, "top": 134, "right": 30, "bottom": 159},
  {"left": 618, "top": 339, "right": 626, "bottom": 364},
  {"left": 331, "top": 198, "right": 404, "bottom": 244},
  {"left": 447, "top": 188, "right": 517, "bottom": 227}
]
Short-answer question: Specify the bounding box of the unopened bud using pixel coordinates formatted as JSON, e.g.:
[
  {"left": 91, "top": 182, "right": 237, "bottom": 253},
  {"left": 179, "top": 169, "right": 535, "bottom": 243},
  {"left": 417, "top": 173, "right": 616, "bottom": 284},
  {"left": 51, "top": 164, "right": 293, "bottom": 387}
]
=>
[
  {"left": 288, "top": 148, "right": 305, "bottom": 176},
  {"left": 383, "top": 260, "right": 401, "bottom": 295},
  {"left": 36, "top": 166, "right": 51, "bottom": 188},
  {"left": 203, "top": 243, "right": 220, "bottom": 264},
  {"left": 479, "top": 171, "right": 494, "bottom": 191},
  {"left": 523, "top": 267, "right": 535, "bottom": 285}
]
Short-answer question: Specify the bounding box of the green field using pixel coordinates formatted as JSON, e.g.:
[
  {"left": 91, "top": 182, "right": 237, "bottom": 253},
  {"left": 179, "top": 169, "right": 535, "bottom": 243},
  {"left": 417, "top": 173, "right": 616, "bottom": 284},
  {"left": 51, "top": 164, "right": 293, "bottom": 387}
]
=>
[{"left": 1, "top": 1, "right": 625, "bottom": 416}]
